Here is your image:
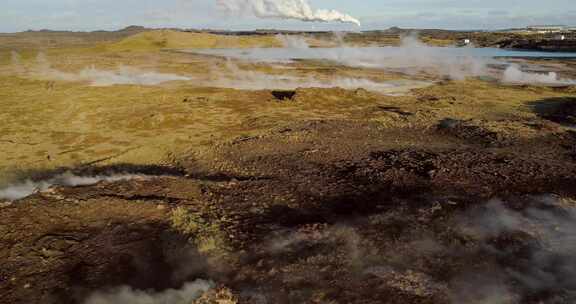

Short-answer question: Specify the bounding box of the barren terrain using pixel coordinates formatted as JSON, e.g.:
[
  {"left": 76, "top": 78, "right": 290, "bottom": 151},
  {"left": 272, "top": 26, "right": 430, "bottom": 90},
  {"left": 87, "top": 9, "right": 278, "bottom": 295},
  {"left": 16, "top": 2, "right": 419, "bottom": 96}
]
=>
[{"left": 1, "top": 29, "right": 576, "bottom": 303}]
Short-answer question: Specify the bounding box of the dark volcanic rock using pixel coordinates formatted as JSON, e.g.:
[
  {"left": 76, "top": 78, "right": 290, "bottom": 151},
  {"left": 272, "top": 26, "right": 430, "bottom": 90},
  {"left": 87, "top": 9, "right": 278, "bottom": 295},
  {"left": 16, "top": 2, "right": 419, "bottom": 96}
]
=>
[{"left": 1, "top": 119, "right": 576, "bottom": 304}]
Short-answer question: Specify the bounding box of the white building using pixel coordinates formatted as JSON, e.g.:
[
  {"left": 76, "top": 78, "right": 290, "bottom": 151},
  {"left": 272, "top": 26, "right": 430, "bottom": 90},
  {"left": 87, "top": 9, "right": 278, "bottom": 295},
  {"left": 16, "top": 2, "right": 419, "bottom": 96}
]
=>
[{"left": 527, "top": 25, "right": 566, "bottom": 33}]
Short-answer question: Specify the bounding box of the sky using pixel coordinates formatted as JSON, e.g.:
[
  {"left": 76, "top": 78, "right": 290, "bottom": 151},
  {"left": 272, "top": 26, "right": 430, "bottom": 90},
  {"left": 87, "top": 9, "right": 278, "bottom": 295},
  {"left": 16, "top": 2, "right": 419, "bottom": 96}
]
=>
[{"left": 1, "top": 0, "right": 575, "bottom": 33}]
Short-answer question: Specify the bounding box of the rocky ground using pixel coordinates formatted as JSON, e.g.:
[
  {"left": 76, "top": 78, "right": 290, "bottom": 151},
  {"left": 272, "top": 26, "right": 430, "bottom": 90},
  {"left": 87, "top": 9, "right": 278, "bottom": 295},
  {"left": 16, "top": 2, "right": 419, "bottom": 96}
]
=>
[
  {"left": 1, "top": 29, "right": 576, "bottom": 304},
  {"left": 1, "top": 110, "right": 576, "bottom": 303}
]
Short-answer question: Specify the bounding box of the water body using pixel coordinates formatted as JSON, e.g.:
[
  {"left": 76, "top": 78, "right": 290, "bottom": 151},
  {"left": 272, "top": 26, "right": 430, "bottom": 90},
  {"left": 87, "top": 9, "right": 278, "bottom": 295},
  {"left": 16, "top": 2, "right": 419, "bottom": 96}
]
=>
[
  {"left": 184, "top": 47, "right": 576, "bottom": 63},
  {"left": 182, "top": 46, "right": 576, "bottom": 87}
]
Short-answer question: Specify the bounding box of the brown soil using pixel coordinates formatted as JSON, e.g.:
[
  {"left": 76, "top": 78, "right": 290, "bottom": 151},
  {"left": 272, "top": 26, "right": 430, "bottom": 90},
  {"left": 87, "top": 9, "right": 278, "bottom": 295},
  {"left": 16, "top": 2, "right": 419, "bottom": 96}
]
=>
[
  {"left": 3, "top": 28, "right": 576, "bottom": 304},
  {"left": 1, "top": 117, "right": 576, "bottom": 303}
]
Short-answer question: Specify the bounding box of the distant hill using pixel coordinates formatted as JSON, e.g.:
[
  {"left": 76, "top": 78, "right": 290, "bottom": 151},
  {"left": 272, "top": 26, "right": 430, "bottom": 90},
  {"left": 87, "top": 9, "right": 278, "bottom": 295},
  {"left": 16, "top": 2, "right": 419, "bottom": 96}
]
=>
[
  {"left": 0, "top": 26, "right": 150, "bottom": 50},
  {"left": 105, "top": 30, "right": 282, "bottom": 52}
]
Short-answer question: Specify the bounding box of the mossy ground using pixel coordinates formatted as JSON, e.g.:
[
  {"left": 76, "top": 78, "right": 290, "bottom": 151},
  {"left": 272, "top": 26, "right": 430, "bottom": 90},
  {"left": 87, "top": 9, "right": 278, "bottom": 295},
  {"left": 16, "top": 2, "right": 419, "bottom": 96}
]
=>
[
  {"left": 0, "top": 30, "right": 574, "bottom": 183},
  {"left": 1, "top": 29, "right": 576, "bottom": 304}
]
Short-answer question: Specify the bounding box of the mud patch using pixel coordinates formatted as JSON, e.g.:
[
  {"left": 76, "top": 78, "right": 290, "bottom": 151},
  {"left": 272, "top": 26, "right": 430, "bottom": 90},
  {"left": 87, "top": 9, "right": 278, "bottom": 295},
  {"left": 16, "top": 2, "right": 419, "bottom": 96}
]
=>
[
  {"left": 271, "top": 90, "right": 297, "bottom": 101},
  {"left": 0, "top": 198, "right": 213, "bottom": 304},
  {"left": 437, "top": 118, "right": 555, "bottom": 146},
  {"left": 531, "top": 97, "right": 576, "bottom": 126}
]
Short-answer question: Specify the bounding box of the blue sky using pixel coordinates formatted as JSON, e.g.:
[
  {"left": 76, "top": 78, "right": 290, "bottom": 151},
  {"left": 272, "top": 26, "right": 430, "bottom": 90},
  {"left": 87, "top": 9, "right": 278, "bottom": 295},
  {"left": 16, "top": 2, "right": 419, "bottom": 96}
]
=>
[{"left": 1, "top": 0, "right": 575, "bottom": 32}]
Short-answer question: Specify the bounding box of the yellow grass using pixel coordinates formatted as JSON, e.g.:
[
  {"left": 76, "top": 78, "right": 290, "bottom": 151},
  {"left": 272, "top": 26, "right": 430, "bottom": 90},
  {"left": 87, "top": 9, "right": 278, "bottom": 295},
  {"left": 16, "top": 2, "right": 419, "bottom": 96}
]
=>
[
  {"left": 0, "top": 30, "right": 574, "bottom": 178},
  {"left": 106, "top": 30, "right": 282, "bottom": 52}
]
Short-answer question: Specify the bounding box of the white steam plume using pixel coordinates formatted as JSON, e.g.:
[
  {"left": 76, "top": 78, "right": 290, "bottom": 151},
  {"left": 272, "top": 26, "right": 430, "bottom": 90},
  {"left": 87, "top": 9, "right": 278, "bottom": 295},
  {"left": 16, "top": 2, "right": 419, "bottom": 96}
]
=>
[
  {"left": 276, "top": 34, "right": 309, "bottom": 49},
  {"left": 32, "top": 52, "right": 190, "bottom": 86},
  {"left": 11, "top": 51, "right": 24, "bottom": 73},
  {"left": 39, "top": 66, "right": 190, "bottom": 86},
  {"left": 11, "top": 51, "right": 22, "bottom": 66},
  {"left": 217, "top": 0, "right": 361, "bottom": 26},
  {"left": 206, "top": 60, "right": 430, "bottom": 94},
  {"left": 192, "top": 35, "right": 576, "bottom": 85},
  {"left": 36, "top": 51, "right": 50, "bottom": 70},
  {"left": 192, "top": 35, "right": 492, "bottom": 80},
  {"left": 45, "top": 66, "right": 190, "bottom": 87},
  {"left": 457, "top": 196, "right": 576, "bottom": 297},
  {"left": 503, "top": 64, "right": 576, "bottom": 85},
  {"left": 0, "top": 172, "right": 154, "bottom": 201},
  {"left": 84, "top": 279, "right": 214, "bottom": 304}
]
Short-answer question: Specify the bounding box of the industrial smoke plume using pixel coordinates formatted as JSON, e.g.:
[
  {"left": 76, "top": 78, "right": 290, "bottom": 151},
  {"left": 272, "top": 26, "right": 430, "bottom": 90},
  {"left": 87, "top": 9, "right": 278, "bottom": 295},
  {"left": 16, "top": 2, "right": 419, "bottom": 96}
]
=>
[{"left": 217, "top": 0, "right": 361, "bottom": 26}]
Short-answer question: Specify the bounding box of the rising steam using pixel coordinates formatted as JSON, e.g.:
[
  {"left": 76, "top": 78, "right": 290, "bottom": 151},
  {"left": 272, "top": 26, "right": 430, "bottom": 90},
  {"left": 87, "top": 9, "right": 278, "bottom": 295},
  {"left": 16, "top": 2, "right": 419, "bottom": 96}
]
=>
[
  {"left": 83, "top": 279, "right": 214, "bottom": 304},
  {"left": 11, "top": 51, "right": 24, "bottom": 73},
  {"left": 0, "top": 172, "right": 153, "bottom": 201},
  {"left": 30, "top": 52, "right": 190, "bottom": 86},
  {"left": 206, "top": 60, "right": 431, "bottom": 94},
  {"left": 454, "top": 196, "right": 576, "bottom": 302},
  {"left": 39, "top": 66, "right": 190, "bottom": 86},
  {"left": 11, "top": 51, "right": 22, "bottom": 66},
  {"left": 503, "top": 64, "right": 576, "bottom": 85},
  {"left": 276, "top": 34, "right": 310, "bottom": 49},
  {"left": 193, "top": 35, "right": 576, "bottom": 85},
  {"left": 191, "top": 35, "right": 492, "bottom": 80},
  {"left": 217, "top": 0, "right": 361, "bottom": 26}
]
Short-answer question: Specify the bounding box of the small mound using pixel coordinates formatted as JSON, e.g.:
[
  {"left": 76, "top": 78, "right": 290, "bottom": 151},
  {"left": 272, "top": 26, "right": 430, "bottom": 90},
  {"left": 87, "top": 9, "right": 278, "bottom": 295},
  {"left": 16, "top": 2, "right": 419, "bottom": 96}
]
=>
[
  {"left": 531, "top": 97, "right": 576, "bottom": 125},
  {"left": 106, "top": 30, "right": 281, "bottom": 52},
  {"left": 271, "top": 90, "right": 297, "bottom": 101},
  {"left": 437, "top": 118, "right": 551, "bottom": 146}
]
